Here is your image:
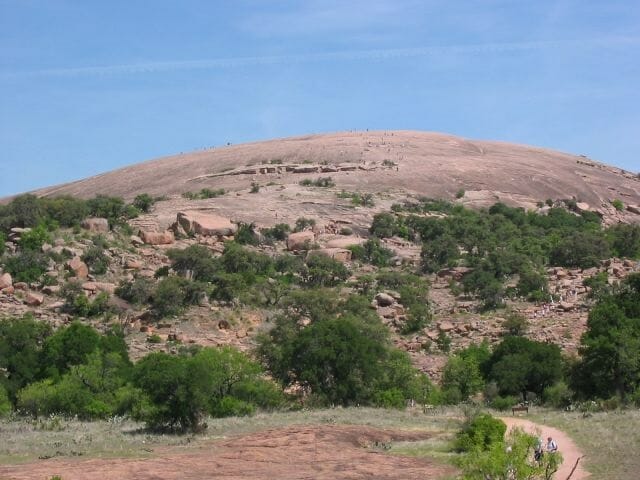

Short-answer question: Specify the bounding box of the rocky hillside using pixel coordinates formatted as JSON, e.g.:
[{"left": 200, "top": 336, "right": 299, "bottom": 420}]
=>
[{"left": 31, "top": 131, "right": 640, "bottom": 231}]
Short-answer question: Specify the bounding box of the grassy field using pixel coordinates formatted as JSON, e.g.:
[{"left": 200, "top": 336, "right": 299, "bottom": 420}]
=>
[
  {"left": 529, "top": 408, "right": 640, "bottom": 480},
  {"left": 0, "top": 407, "right": 463, "bottom": 465}
]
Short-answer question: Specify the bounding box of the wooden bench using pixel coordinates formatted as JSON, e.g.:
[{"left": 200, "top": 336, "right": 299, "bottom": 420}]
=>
[{"left": 512, "top": 405, "right": 529, "bottom": 415}]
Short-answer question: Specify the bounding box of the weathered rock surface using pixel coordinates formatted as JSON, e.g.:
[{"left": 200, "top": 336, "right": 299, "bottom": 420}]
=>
[
  {"left": 66, "top": 257, "right": 89, "bottom": 279},
  {"left": 139, "top": 230, "right": 175, "bottom": 245},
  {"left": 176, "top": 211, "right": 237, "bottom": 236},
  {"left": 286, "top": 231, "right": 315, "bottom": 251},
  {"left": 81, "top": 217, "right": 109, "bottom": 233},
  {"left": 0, "top": 273, "right": 12, "bottom": 290}
]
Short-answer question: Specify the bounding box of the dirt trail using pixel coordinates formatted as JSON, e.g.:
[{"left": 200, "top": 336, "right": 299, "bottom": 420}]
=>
[
  {"left": 0, "top": 425, "right": 455, "bottom": 480},
  {"left": 501, "top": 417, "right": 589, "bottom": 479}
]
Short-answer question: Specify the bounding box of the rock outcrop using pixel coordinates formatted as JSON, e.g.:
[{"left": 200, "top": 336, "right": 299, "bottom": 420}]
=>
[
  {"left": 139, "top": 230, "right": 175, "bottom": 245},
  {"left": 287, "top": 231, "right": 315, "bottom": 251},
  {"left": 81, "top": 217, "right": 109, "bottom": 233},
  {"left": 176, "top": 211, "right": 236, "bottom": 237}
]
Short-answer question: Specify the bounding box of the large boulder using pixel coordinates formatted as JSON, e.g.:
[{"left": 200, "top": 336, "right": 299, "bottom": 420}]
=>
[
  {"left": 66, "top": 256, "right": 89, "bottom": 279},
  {"left": 139, "top": 230, "right": 175, "bottom": 245},
  {"left": 82, "top": 282, "right": 116, "bottom": 294},
  {"left": 25, "top": 292, "right": 44, "bottom": 306},
  {"left": 0, "top": 272, "right": 12, "bottom": 290},
  {"left": 307, "top": 247, "right": 352, "bottom": 263},
  {"left": 176, "top": 211, "right": 237, "bottom": 237},
  {"left": 286, "top": 231, "right": 315, "bottom": 251},
  {"left": 81, "top": 217, "right": 109, "bottom": 233},
  {"left": 325, "top": 236, "right": 366, "bottom": 249}
]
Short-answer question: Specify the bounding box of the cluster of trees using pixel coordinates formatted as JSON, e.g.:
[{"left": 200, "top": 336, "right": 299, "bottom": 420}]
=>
[
  {"left": 0, "top": 316, "right": 283, "bottom": 430},
  {"left": 440, "top": 274, "right": 640, "bottom": 407},
  {"left": 370, "top": 200, "right": 640, "bottom": 309}
]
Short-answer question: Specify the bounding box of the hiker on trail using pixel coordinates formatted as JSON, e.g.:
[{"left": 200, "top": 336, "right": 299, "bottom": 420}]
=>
[
  {"left": 546, "top": 436, "right": 558, "bottom": 453},
  {"left": 534, "top": 437, "right": 544, "bottom": 462}
]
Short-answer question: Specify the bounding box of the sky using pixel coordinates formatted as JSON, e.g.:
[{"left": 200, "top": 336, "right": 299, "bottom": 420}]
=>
[{"left": 1, "top": 0, "right": 639, "bottom": 197}]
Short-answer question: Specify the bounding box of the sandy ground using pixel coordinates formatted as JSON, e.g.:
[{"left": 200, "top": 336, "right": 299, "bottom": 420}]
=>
[
  {"left": 501, "top": 417, "right": 589, "bottom": 480},
  {"left": 0, "top": 425, "right": 455, "bottom": 480}
]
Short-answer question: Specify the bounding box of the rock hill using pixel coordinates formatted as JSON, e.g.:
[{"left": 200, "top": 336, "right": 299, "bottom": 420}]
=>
[{"left": 31, "top": 131, "right": 640, "bottom": 230}]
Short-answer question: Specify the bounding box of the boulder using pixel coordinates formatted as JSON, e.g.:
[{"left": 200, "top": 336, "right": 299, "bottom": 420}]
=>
[
  {"left": 25, "top": 292, "right": 44, "bottom": 306},
  {"left": 626, "top": 205, "right": 640, "bottom": 215},
  {"left": 81, "top": 217, "right": 109, "bottom": 233},
  {"left": 375, "top": 292, "right": 396, "bottom": 307},
  {"left": 0, "top": 272, "right": 12, "bottom": 290},
  {"left": 575, "top": 202, "right": 591, "bottom": 212},
  {"left": 42, "top": 285, "right": 61, "bottom": 295},
  {"left": 177, "top": 211, "right": 237, "bottom": 237},
  {"left": 125, "top": 258, "right": 142, "bottom": 269},
  {"left": 325, "top": 236, "right": 366, "bottom": 249},
  {"left": 437, "top": 321, "right": 455, "bottom": 332},
  {"left": 82, "top": 282, "right": 116, "bottom": 294},
  {"left": 66, "top": 257, "right": 89, "bottom": 279},
  {"left": 286, "top": 231, "right": 315, "bottom": 251},
  {"left": 130, "top": 235, "right": 144, "bottom": 246},
  {"left": 139, "top": 230, "right": 175, "bottom": 245},
  {"left": 14, "top": 282, "right": 28, "bottom": 290},
  {"left": 307, "top": 248, "right": 352, "bottom": 263}
]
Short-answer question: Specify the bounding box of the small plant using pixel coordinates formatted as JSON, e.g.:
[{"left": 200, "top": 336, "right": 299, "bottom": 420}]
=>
[
  {"left": 299, "top": 177, "right": 335, "bottom": 188},
  {"left": 133, "top": 193, "right": 155, "bottom": 213},
  {"left": 382, "top": 159, "right": 397, "bottom": 167},
  {"left": 455, "top": 188, "right": 465, "bottom": 199},
  {"left": 294, "top": 217, "right": 315, "bottom": 232},
  {"left": 250, "top": 182, "right": 260, "bottom": 193},
  {"left": 147, "top": 334, "right": 162, "bottom": 344},
  {"left": 611, "top": 199, "right": 624, "bottom": 211},
  {"left": 436, "top": 331, "right": 451, "bottom": 353}
]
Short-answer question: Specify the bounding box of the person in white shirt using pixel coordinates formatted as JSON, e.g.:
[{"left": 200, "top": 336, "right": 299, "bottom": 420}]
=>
[{"left": 546, "top": 436, "right": 558, "bottom": 453}]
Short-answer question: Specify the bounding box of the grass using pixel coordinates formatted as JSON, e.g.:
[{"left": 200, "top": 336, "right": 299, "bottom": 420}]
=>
[
  {"left": 0, "top": 408, "right": 463, "bottom": 465},
  {"left": 530, "top": 409, "right": 640, "bottom": 479}
]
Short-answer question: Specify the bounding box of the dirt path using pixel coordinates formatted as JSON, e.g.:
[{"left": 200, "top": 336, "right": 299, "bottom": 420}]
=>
[
  {"left": 0, "top": 425, "right": 455, "bottom": 480},
  {"left": 501, "top": 417, "right": 589, "bottom": 479}
]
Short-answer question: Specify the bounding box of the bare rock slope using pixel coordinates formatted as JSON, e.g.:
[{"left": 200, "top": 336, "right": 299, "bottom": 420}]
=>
[{"left": 32, "top": 131, "right": 640, "bottom": 229}]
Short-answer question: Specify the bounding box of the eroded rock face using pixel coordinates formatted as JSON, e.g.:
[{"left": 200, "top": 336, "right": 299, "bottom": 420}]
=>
[
  {"left": 139, "top": 230, "right": 175, "bottom": 245},
  {"left": 66, "top": 256, "right": 89, "bottom": 279},
  {"left": 0, "top": 273, "right": 12, "bottom": 290},
  {"left": 287, "top": 231, "right": 315, "bottom": 251},
  {"left": 307, "top": 248, "right": 352, "bottom": 263},
  {"left": 325, "top": 237, "right": 366, "bottom": 249},
  {"left": 25, "top": 292, "right": 44, "bottom": 306},
  {"left": 81, "top": 217, "right": 109, "bottom": 233},
  {"left": 177, "top": 211, "right": 237, "bottom": 236}
]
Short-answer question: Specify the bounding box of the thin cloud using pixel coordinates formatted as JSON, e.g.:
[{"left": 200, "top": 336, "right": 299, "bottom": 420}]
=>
[{"left": 2, "top": 36, "right": 639, "bottom": 79}]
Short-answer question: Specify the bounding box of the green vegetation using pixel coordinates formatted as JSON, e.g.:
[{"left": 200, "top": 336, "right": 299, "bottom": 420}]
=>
[
  {"left": 611, "top": 199, "right": 624, "bottom": 211},
  {"left": 299, "top": 177, "right": 335, "bottom": 187},
  {"left": 181, "top": 188, "right": 226, "bottom": 200},
  {"left": 337, "top": 190, "right": 375, "bottom": 207}
]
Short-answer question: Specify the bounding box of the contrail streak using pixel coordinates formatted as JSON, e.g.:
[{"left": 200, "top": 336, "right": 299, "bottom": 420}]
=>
[{"left": 2, "top": 36, "right": 639, "bottom": 79}]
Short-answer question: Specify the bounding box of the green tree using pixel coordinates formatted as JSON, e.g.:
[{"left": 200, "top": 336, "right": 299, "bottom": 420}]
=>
[
  {"left": 442, "top": 354, "right": 484, "bottom": 403},
  {"left": 0, "top": 315, "right": 52, "bottom": 402},
  {"left": 1, "top": 250, "right": 49, "bottom": 282},
  {"left": 572, "top": 274, "right": 640, "bottom": 400},
  {"left": 302, "top": 254, "right": 349, "bottom": 287},
  {"left": 133, "top": 193, "right": 155, "bottom": 213},
  {"left": 485, "top": 336, "right": 563, "bottom": 400},
  {"left": 18, "top": 224, "right": 51, "bottom": 251}
]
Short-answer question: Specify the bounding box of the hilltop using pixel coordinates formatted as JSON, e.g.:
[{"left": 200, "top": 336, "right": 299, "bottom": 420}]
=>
[{"left": 31, "top": 131, "right": 640, "bottom": 231}]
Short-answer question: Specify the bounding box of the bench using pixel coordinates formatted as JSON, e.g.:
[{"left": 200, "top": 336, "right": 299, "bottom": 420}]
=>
[{"left": 512, "top": 405, "right": 529, "bottom": 415}]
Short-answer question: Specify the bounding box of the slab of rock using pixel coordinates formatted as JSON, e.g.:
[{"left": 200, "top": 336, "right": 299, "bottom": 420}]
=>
[
  {"left": 139, "top": 230, "right": 175, "bottom": 245},
  {"left": 82, "top": 282, "right": 116, "bottom": 294},
  {"left": 437, "top": 321, "right": 455, "bottom": 332},
  {"left": 81, "top": 217, "right": 109, "bottom": 233},
  {"left": 130, "top": 235, "right": 144, "bottom": 246},
  {"left": 626, "top": 204, "right": 640, "bottom": 215},
  {"left": 42, "top": 285, "right": 61, "bottom": 295},
  {"left": 14, "top": 282, "right": 28, "bottom": 291},
  {"left": 0, "top": 273, "right": 12, "bottom": 290},
  {"left": 307, "top": 248, "right": 352, "bottom": 263},
  {"left": 287, "top": 231, "right": 315, "bottom": 251},
  {"left": 66, "top": 257, "right": 89, "bottom": 279},
  {"left": 177, "top": 211, "right": 237, "bottom": 236},
  {"left": 325, "top": 236, "right": 366, "bottom": 249},
  {"left": 375, "top": 292, "right": 396, "bottom": 307},
  {"left": 25, "top": 292, "right": 44, "bottom": 306},
  {"left": 125, "top": 258, "right": 142, "bottom": 269}
]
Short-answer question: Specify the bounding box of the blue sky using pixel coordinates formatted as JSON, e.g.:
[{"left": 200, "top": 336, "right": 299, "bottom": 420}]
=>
[{"left": 1, "top": 1, "right": 639, "bottom": 197}]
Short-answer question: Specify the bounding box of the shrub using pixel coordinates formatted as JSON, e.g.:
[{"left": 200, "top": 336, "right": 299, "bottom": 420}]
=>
[
  {"left": 456, "top": 188, "right": 465, "bottom": 199},
  {"left": 543, "top": 381, "right": 573, "bottom": 408},
  {"left": 81, "top": 245, "right": 110, "bottom": 275},
  {"left": 133, "top": 193, "right": 155, "bottom": 213},
  {"left": 0, "top": 232, "right": 5, "bottom": 256},
  {"left": 250, "top": 182, "right": 260, "bottom": 193},
  {"left": 18, "top": 224, "right": 51, "bottom": 251},
  {"left": 611, "top": 199, "right": 624, "bottom": 211},
  {"left": 370, "top": 212, "right": 397, "bottom": 238},
  {"left": 501, "top": 312, "right": 529, "bottom": 336},
  {"left": 299, "top": 177, "right": 335, "bottom": 188},
  {"left": 1, "top": 250, "right": 49, "bottom": 282},
  {"left": 61, "top": 282, "right": 112, "bottom": 317},
  {"left": 0, "top": 385, "right": 11, "bottom": 417},
  {"left": 235, "top": 223, "right": 260, "bottom": 246},
  {"left": 348, "top": 238, "right": 394, "bottom": 267},
  {"left": 261, "top": 223, "right": 290, "bottom": 242},
  {"left": 490, "top": 395, "right": 519, "bottom": 411},
  {"left": 455, "top": 413, "right": 506, "bottom": 452},
  {"left": 116, "top": 278, "right": 154, "bottom": 305},
  {"left": 302, "top": 254, "right": 350, "bottom": 287},
  {"left": 294, "top": 217, "right": 315, "bottom": 232}
]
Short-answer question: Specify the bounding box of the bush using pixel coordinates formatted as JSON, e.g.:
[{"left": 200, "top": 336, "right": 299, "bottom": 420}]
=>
[
  {"left": 456, "top": 188, "right": 465, "bottom": 199},
  {"left": 302, "top": 254, "right": 350, "bottom": 287},
  {"left": 612, "top": 199, "right": 624, "bottom": 211},
  {"left": 133, "top": 193, "right": 155, "bottom": 213},
  {"left": 235, "top": 223, "right": 259, "bottom": 246},
  {"left": 543, "top": 381, "right": 573, "bottom": 408},
  {"left": 116, "top": 278, "right": 154, "bottom": 305},
  {"left": 490, "top": 395, "right": 519, "bottom": 411},
  {"left": 18, "top": 224, "right": 51, "bottom": 251},
  {"left": 455, "top": 413, "right": 507, "bottom": 452},
  {"left": 294, "top": 217, "right": 315, "bottom": 232},
  {"left": 1, "top": 250, "right": 49, "bottom": 282},
  {"left": 81, "top": 245, "right": 110, "bottom": 275},
  {"left": 0, "top": 384, "right": 11, "bottom": 416},
  {"left": 167, "top": 244, "right": 218, "bottom": 281},
  {"left": 348, "top": 238, "right": 394, "bottom": 267},
  {"left": 261, "top": 223, "right": 291, "bottom": 242},
  {"left": 61, "top": 282, "right": 112, "bottom": 317},
  {"left": 299, "top": 177, "right": 335, "bottom": 188},
  {"left": 501, "top": 312, "right": 529, "bottom": 336}
]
